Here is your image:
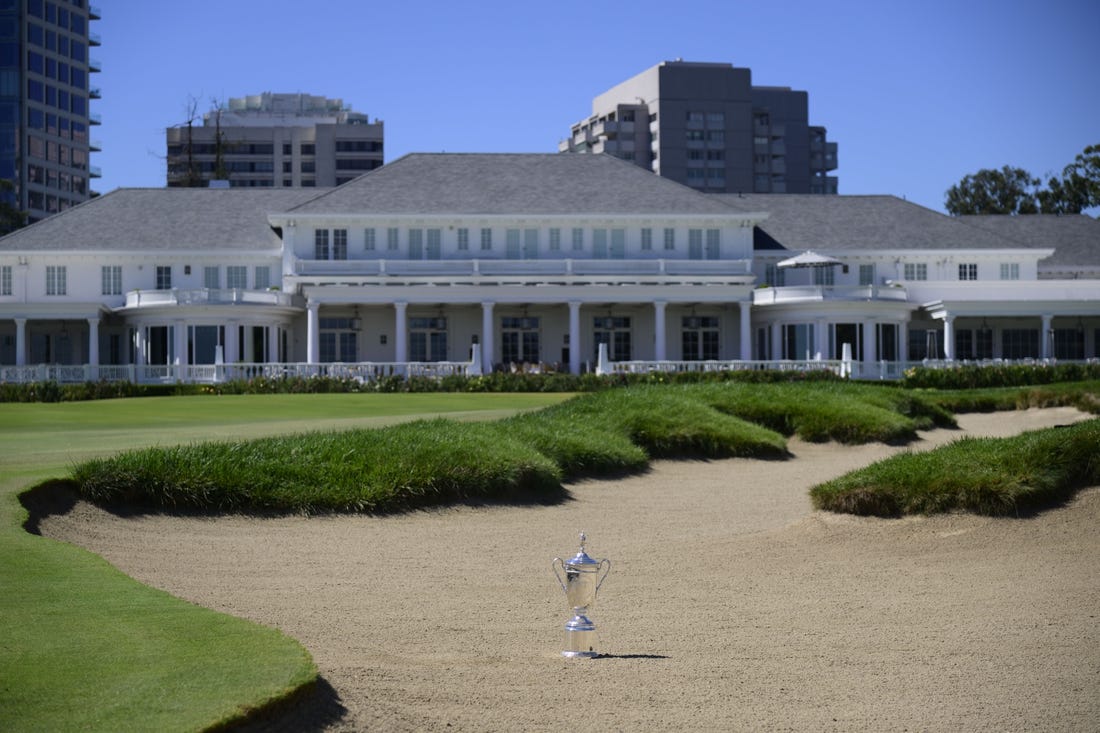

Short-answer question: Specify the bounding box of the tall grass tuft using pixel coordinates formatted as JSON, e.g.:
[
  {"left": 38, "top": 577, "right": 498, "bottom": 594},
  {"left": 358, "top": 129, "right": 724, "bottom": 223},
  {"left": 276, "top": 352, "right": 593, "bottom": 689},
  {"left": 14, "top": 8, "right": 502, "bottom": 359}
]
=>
[
  {"left": 73, "top": 419, "right": 563, "bottom": 514},
  {"left": 810, "top": 418, "right": 1100, "bottom": 516}
]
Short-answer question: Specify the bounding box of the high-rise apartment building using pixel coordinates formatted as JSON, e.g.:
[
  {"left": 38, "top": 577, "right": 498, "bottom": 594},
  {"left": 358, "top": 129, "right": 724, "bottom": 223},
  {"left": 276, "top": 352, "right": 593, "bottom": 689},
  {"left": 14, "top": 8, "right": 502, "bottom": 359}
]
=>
[
  {"left": 560, "top": 61, "right": 838, "bottom": 195},
  {"left": 0, "top": 0, "right": 100, "bottom": 224},
  {"left": 166, "top": 92, "right": 384, "bottom": 188}
]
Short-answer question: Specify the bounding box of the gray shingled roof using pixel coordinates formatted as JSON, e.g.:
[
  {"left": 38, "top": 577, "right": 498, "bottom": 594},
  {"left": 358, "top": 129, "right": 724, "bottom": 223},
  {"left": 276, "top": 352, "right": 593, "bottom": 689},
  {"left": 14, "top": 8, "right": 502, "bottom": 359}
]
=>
[
  {"left": 717, "top": 194, "right": 1021, "bottom": 252},
  {"left": 957, "top": 214, "right": 1100, "bottom": 269},
  {"left": 0, "top": 188, "right": 324, "bottom": 252},
  {"left": 287, "top": 153, "right": 746, "bottom": 216}
]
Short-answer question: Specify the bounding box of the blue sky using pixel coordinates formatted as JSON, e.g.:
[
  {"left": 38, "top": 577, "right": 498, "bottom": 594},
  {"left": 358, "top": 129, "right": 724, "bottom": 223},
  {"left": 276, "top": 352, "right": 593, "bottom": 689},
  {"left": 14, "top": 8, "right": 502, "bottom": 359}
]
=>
[{"left": 94, "top": 0, "right": 1099, "bottom": 214}]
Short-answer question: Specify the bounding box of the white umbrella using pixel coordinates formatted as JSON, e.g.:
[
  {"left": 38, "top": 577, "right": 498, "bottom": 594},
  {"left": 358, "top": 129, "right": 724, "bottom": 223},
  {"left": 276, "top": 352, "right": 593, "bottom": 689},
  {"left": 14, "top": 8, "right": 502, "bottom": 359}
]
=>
[{"left": 776, "top": 250, "right": 843, "bottom": 269}]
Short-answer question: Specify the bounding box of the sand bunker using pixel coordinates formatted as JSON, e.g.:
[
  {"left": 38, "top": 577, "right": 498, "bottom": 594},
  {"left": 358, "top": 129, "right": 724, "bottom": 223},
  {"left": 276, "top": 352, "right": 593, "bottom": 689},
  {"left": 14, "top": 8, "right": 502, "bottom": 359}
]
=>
[{"left": 41, "top": 407, "right": 1100, "bottom": 731}]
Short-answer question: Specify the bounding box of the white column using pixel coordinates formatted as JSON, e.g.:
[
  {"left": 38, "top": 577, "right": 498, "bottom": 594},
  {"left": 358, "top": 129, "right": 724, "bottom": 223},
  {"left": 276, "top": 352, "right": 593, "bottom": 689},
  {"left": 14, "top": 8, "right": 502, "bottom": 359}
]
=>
[
  {"left": 394, "top": 301, "right": 408, "bottom": 362},
  {"left": 943, "top": 314, "right": 955, "bottom": 360},
  {"left": 225, "top": 320, "right": 239, "bottom": 364},
  {"left": 306, "top": 301, "right": 320, "bottom": 363},
  {"left": 134, "top": 326, "right": 146, "bottom": 367},
  {"left": 1041, "top": 314, "right": 1053, "bottom": 359},
  {"left": 568, "top": 300, "right": 581, "bottom": 375},
  {"left": 814, "top": 318, "right": 826, "bottom": 360},
  {"left": 739, "top": 302, "right": 752, "bottom": 360},
  {"left": 87, "top": 317, "right": 100, "bottom": 379},
  {"left": 174, "top": 320, "right": 187, "bottom": 380},
  {"left": 653, "top": 300, "right": 667, "bottom": 362},
  {"left": 266, "top": 325, "right": 279, "bottom": 363},
  {"left": 14, "top": 318, "right": 26, "bottom": 366},
  {"left": 862, "top": 320, "right": 877, "bottom": 364},
  {"left": 481, "top": 301, "right": 494, "bottom": 372},
  {"left": 898, "top": 320, "right": 909, "bottom": 363},
  {"left": 771, "top": 322, "right": 782, "bottom": 361}
]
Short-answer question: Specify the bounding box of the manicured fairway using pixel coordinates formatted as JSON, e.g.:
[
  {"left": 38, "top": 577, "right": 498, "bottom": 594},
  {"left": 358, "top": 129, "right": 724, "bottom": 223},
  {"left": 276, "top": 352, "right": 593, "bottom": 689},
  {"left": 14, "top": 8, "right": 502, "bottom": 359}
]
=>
[{"left": 0, "top": 392, "right": 570, "bottom": 733}]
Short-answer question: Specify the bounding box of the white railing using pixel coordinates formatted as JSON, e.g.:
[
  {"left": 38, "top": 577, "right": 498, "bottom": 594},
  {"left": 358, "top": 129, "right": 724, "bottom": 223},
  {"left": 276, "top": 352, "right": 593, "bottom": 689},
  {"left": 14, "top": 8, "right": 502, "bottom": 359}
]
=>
[
  {"left": 295, "top": 258, "right": 754, "bottom": 278},
  {"left": 125, "top": 288, "right": 299, "bottom": 308},
  {"left": 752, "top": 284, "right": 909, "bottom": 304},
  {"left": 2, "top": 358, "right": 1094, "bottom": 386}
]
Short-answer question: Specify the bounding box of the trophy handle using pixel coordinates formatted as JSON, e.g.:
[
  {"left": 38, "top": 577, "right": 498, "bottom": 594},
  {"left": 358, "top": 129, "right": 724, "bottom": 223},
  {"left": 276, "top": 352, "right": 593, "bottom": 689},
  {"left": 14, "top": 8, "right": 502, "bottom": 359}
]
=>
[
  {"left": 596, "top": 558, "right": 611, "bottom": 595},
  {"left": 551, "top": 557, "right": 567, "bottom": 593}
]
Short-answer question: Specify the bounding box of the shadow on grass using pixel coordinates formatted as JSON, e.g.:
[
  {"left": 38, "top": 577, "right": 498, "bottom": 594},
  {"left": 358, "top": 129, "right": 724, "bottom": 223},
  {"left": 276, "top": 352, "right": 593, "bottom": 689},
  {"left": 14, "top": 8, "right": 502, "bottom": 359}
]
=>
[
  {"left": 19, "top": 478, "right": 80, "bottom": 535},
  {"left": 216, "top": 676, "right": 347, "bottom": 732},
  {"left": 21, "top": 476, "right": 576, "bottom": 523}
]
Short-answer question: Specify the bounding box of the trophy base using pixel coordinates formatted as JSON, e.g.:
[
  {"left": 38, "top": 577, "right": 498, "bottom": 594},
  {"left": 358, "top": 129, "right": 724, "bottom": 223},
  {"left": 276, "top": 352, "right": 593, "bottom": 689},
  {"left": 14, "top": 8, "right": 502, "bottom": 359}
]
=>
[{"left": 562, "top": 613, "right": 598, "bottom": 658}]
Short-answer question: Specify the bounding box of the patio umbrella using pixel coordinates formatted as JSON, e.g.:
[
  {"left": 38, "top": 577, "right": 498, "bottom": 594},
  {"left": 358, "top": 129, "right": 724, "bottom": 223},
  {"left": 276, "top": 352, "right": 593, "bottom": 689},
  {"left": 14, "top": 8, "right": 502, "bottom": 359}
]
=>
[{"left": 776, "top": 250, "right": 843, "bottom": 269}]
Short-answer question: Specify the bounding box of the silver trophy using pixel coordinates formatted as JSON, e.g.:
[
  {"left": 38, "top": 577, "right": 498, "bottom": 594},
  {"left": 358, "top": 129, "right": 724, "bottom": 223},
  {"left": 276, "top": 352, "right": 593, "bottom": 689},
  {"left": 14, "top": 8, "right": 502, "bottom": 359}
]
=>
[{"left": 552, "top": 532, "right": 611, "bottom": 658}]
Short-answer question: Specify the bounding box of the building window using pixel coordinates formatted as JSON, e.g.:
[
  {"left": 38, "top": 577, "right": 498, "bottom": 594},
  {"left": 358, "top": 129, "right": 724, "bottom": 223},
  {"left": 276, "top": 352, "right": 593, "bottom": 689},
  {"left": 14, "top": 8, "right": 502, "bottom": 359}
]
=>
[
  {"left": 480, "top": 228, "right": 493, "bottom": 251},
  {"left": 859, "top": 264, "right": 875, "bottom": 286},
  {"left": 764, "top": 263, "right": 786, "bottom": 287},
  {"left": 682, "top": 316, "right": 720, "bottom": 361},
  {"left": 204, "top": 266, "right": 220, "bottom": 289},
  {"left": 1002, "top": 328, "right": 1038, "bottom": 359},
  {"left": 705, "top": 229, "right": 720, "bottom": 258},
  {"left": 314, "top": 229, "right": 329, "bottom": 260},
  {"left": 903, "top": 263, "right": 927, "bottom": 281},
  {"left": 1, "top": 265, "right": 11, "bottom": 296},
  {"left": 333, "top": 229, "right": 348, "bottom": 260},
  {"left": 319, "top": 317, "right": 358, "bottom": 363},
  {"left": 641, "top": 228, "right": 653, "bottom": 251},
  {"left": 664, "top": 228, "right": 676, "bottom": 251},
  {"left": 592, "top": 229, "right": 608, "bottom": 258},
  {"left": 549, "top": 228, "right": 561, "bottom": 252},
  {"left": 365, "top": 228, "right": 376, "bottom": 251},
  {"left": 571, "top": 227, "right": 584, "bottom": 251},
  {"left": 1053, "top": 328, "right": 1085, "bottom": 360},
  {"left": 688, "top": 229, "right": 703, "bottom": 259},
  {"left": 523, "top": 228, "right": 539, "bottom": 259},
  {"left": 101, "top": 265, "right": 121, "bottom": 295},
  {"left": 593, "top": 316, "right": 631, "bottom": 361},
  {"left": 1000, "top": 263, "right": 1020, "bottom": 280},
  {"left": 959, "top": 263, "right": 977, "bottom": 281},
  {"left": 409, "top": 317, "right": 447, "bottom": 362},
  {"left": 426, "top": 228, "right": 442, "bottom": 259},
  {"left": 155, "top": 265, "right": 171, "bottom": 290},
  {"left": 686, "top": 130, "right": 705, "bottom": 142},
  {"left": 408, "top": 229, "right": 424, "bottom": 259},
  {"left": 505, "top": 228, "right": 521, "bottom": 259},
  {"left": 501, "top": 316, "right": 540, "bottom": 365},
  {"left": 457, "top": 227, "right": 469, "bottom": 251},
  {"left": 46, "top": 265, "right": 67, "bottom": 295},
  {"left": 226, "top": 266, "right": 247, "bottom": 289},
  {"left": 254, "top": 266, "right": 271, "bottom": 290},
  {"left": 813, "top": 267, "right": 835, "bottom": 286},
  {"left": 387, "top": 227, "right": 399, "bottom": 251}
]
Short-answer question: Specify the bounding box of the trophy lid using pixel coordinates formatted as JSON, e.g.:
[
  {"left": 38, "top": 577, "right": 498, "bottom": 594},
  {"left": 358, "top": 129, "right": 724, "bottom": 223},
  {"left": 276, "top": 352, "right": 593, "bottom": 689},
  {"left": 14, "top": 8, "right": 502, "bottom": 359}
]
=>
[{"left": 567, "top": 532, "right": 600, "bottom": 566}]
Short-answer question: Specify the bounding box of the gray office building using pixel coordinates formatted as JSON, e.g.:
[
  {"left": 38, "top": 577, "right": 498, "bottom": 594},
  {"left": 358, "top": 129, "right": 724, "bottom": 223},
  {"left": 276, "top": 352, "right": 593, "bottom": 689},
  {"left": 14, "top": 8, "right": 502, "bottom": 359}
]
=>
[
  {"left": 166, "top": 92, "right": 383, "bottom": 188},
  {"left": 0, "top": 0, "right": 100, "bottom": 224},
  {"left": 560, "top": 60, "right": 838, "bottom": 195}
]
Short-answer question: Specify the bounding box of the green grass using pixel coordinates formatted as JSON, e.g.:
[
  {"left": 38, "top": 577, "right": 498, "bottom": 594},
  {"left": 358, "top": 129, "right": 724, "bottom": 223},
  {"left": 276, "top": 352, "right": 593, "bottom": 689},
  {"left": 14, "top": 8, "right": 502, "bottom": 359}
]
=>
[
  {"left": 915, "top": 379, "right": 1100, "bottom": 415},
  {"left": 810, "top": 418, "right": 1100, "bottom": 516},
  {"left": 0, "top": 392, "right": 570, "bottom": 732},
  {"left": 69, "top": 382, "right": 959, "bottom": 515}
]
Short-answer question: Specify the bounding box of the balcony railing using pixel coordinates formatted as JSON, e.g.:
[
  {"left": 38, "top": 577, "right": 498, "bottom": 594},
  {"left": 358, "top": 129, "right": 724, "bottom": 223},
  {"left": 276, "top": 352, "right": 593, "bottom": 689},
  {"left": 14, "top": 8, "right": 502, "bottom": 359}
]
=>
[
  {"left": 124, "top": 288, "right": 300, "bottom": 309},
  {"left": 753, "top": 284, "right": 909, "bottom": 304},
  {"left": 295, "top": 258, "right": 754, "bottom": 279}
]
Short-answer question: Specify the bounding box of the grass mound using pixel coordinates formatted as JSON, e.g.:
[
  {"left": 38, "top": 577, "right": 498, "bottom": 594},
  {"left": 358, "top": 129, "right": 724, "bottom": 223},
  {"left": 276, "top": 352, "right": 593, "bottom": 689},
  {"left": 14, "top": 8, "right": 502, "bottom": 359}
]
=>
[
  {"left": 70, "top": 381, "right": 959, "bottom": 515},
  {"left": 810, "top": 418, "right": 1100, "bottom": 516},
  {"left": 73, "top": 419, "right": 564, "bottom": 514},
  {"left": 691, "top": 381, "right": 954, "bottom": 444}
]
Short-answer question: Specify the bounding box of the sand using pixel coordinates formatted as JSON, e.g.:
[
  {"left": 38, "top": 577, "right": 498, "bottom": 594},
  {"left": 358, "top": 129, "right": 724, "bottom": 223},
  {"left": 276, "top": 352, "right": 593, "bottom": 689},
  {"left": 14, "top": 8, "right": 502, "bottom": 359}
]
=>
[{"left": 40, "top": 407, "right": 1100, "bottom": 732}]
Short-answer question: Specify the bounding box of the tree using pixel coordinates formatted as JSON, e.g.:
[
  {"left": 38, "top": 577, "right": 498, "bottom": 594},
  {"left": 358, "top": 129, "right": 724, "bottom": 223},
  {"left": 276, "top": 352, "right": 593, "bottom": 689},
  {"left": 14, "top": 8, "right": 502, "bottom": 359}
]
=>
[
  {"left": 0, "top": 179, "right": 27, "bottom": 236},
  {"left": 946, "top": 144, "right": 1100, "bottom": 216},
  {"left": 1038, "top": 144, "right": 1100, "bottom": 214},
  {"left": 945, "top": 166, "right": 1040, "bottom": 215}
]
